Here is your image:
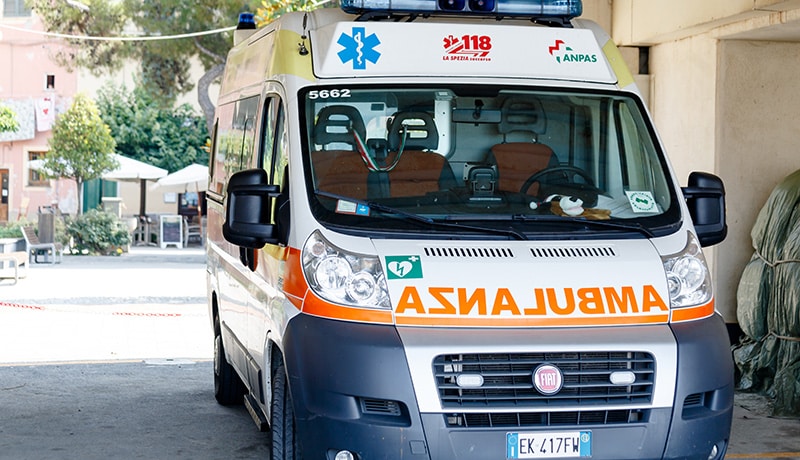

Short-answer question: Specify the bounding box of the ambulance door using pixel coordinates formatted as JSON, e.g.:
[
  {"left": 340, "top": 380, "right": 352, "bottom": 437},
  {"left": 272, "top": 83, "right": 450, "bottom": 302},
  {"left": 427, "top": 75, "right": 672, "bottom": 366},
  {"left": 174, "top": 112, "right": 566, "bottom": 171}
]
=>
[
  {"left": 245, "top": 90, "right": 289, "bottom": 395},
  {"left": 214, "top": 95, "right": 261, "bottom": 375}
]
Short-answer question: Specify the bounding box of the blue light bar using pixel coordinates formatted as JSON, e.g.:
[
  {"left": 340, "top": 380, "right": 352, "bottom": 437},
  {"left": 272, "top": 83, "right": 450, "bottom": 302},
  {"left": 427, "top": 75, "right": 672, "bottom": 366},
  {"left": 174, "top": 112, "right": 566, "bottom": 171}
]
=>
[{"left": 340, "top": 0, "right": 582, "bottom": 19}]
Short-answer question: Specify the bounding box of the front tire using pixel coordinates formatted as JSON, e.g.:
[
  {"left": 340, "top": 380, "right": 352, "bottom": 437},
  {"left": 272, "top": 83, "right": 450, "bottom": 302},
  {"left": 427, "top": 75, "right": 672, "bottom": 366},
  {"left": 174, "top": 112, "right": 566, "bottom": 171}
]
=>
[
  {"left": 271, "top": 365, "right": 297, "bottom": 460},
  {"left": 213, "top": 314, "right": 245, "bottom": 405}
]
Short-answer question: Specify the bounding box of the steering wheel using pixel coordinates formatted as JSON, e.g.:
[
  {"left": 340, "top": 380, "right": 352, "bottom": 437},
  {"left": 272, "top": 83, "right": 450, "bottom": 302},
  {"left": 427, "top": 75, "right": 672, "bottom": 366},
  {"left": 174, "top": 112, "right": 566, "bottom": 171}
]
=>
[{"left": 520, "top": 165, "right": 604, "bottom": 201}]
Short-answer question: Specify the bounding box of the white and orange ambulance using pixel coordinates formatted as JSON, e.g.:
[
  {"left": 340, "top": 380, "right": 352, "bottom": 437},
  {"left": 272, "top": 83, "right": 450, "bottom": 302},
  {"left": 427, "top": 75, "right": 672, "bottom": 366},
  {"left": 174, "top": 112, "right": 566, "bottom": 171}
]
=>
[{"left": 206, "top": 1, "right": 733, "bottom": 459}]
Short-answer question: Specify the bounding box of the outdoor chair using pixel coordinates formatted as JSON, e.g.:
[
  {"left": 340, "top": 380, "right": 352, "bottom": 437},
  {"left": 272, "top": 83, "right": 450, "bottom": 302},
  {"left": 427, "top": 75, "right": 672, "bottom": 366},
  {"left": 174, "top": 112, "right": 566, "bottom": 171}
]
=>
[
  {"left": 21, "top": 226, "right": 63, "bottom": 264},
  {"left": 184, "top": 216, "right": 204, "bottom": 247}
]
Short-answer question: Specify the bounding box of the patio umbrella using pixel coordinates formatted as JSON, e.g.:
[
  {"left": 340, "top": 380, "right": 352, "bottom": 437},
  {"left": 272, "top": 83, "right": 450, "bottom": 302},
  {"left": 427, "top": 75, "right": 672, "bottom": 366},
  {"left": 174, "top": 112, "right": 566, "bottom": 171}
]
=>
[
  {"left": 154, "top": 164, "right": 209, "bottom": 221},
  {"left": 103, "top": 154, "right": 168, "bottom": 216},
  {"left": 154, "top": 164, "right": 208, "bottom": 191},
  {"left": 29, "top": 154, "right": 167, "bottom": 216}
]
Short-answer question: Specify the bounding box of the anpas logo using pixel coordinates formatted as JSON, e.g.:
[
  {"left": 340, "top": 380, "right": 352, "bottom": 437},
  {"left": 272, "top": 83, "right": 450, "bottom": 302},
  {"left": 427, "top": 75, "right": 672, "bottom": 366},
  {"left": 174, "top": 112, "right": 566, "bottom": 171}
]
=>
[
  {"left": 338, "top": 27, "right": 381, "bottom": 70},
  {"left": 548, "top": 39, "right": 597, "bottom": 64}
]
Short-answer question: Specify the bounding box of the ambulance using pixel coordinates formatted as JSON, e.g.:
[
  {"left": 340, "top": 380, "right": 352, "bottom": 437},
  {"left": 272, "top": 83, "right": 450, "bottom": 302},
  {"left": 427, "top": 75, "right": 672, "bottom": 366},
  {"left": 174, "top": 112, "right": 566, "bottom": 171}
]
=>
[{"left": 206, "top": 1, "right": 733, "bottom": 459}]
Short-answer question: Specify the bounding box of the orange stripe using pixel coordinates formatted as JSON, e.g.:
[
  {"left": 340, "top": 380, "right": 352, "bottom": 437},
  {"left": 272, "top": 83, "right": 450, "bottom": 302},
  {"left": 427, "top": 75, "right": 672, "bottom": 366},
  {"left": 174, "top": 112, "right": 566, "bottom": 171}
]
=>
[
  {"left": 670, "top": 299, "right": 715, "bottom": 323},
  {"left": 282, "top": 247, "right": 308, "bottom": 300},
  {"left": 395, "top": 313, "right": 669, "bottom": 328},
  {"left": 303, "top": 290, "right": 394, "bottom": 324}
]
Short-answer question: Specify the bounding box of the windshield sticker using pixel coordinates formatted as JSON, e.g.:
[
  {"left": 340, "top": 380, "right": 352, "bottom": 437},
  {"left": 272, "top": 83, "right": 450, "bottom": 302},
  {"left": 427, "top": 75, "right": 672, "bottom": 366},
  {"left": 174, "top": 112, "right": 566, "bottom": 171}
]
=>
[
  {"left": 385, "top": 255, "right": 423, "bottom": 280},
  {"left": 337, "top": 27, "right": 381, "bottom": 70},
  {"left": 335, "top": 200, "right": 370, "bottom": 216},
  {"left": 549, "top": 39, "right": 598, "bottom": 64},
  {"left": 625, "top": 191, "right": 659, "bottom": 213},
  {"left": 442, "top": 34, "right": 492, "bottom": 62}
]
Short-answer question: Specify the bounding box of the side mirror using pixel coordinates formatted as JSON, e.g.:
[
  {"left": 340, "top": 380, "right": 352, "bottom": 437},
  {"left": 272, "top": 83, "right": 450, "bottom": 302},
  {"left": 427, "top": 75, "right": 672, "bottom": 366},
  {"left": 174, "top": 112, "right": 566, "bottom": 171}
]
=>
[
  {"left": 222, "top": 168, "right": 281, "bottom": 248},
  {"left": 682, "top": 172, "right": 727, "bottom": 247}
]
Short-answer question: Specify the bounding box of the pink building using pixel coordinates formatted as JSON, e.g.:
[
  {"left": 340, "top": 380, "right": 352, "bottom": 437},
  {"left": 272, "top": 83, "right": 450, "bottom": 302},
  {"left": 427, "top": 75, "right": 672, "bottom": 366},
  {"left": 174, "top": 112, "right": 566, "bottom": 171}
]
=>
[{"left": 1, "top": 3, "right": 78, "bottom": 223}]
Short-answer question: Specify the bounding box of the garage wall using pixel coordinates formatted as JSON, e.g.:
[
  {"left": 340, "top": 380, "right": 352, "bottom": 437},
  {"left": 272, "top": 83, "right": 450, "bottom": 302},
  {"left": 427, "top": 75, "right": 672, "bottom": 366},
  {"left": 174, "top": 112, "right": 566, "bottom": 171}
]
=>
[{"left": 714, "top": 39, "right": 800, "bottom": 321}]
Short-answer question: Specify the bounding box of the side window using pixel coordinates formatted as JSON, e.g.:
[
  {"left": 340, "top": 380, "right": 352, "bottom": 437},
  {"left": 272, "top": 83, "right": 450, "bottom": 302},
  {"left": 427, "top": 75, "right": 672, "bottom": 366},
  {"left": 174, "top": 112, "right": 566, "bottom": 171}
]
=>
[
  {"left": 210, "top": 104, "right": 234, "bottom": 196},
  {"left": 259, "top": 96, "right": 278, "bottom": 180},
  {"left": 236, "top": 96, "right": 260, "bottom": 171},
  {"left": 258, "top": 95, "right": 287, "bottom": 188},
  {"left": 209, "top": 96, "right": 261, "bottom": 197}
]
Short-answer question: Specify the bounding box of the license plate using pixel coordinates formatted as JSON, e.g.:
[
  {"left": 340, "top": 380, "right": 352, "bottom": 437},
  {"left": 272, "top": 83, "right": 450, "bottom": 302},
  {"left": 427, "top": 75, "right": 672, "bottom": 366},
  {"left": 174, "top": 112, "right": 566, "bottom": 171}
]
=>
[{"left": 506, "top": 431, "right": 592, "bottom": 458}]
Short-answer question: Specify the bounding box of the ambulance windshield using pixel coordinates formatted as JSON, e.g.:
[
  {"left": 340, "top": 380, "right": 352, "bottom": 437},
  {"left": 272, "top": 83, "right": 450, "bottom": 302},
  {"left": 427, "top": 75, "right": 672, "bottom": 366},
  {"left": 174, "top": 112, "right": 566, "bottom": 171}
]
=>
[{"left": 303, "top": 86, "right": 680, "bottom": 238}]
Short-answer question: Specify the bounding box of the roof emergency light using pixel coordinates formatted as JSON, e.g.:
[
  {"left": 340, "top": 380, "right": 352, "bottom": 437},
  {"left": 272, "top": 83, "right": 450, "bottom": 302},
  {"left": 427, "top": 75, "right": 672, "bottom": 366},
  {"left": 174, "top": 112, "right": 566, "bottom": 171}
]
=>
[{"left": 340, "top": 0, "right": 582, "bottom": 19}]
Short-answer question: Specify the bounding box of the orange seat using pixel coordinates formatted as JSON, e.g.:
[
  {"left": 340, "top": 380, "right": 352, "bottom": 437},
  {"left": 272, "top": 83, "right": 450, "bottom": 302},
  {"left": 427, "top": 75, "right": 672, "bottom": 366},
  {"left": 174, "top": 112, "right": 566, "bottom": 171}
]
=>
[
  {"left": 384, "top": 111, "right": 457, "bottom": 197},
  {"left": 310, "top": 106, "right": 371, "bottom": 200},
  {"left": 490, "top": 98, "right": 556, "bottom": 195},
  {"left": 491, "top": 142, "right": 556, "bottom": 194}
]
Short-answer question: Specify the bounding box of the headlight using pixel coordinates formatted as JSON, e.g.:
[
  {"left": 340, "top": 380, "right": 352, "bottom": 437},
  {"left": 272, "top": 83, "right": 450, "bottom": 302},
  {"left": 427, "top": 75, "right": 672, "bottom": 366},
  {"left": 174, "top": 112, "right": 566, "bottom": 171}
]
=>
[
  {"left": 661, "top": 232, "right": 712, "bottom": 308},
  {"left": 302, "top": 231, "right": 390, "bottom": 309}
]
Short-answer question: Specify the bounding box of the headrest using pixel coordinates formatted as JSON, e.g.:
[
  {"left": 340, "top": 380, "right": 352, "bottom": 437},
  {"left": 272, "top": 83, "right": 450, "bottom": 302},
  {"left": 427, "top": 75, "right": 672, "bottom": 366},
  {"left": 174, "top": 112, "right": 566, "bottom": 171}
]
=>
[
  {"left": 388, "top": 111, "right": 439, "bottom": 151},
  {"left": 313, "top": 105, "right": 366, "bottom": 147},
  {"left": 498, "top": 97, "right": 546, "bottom": 136}
]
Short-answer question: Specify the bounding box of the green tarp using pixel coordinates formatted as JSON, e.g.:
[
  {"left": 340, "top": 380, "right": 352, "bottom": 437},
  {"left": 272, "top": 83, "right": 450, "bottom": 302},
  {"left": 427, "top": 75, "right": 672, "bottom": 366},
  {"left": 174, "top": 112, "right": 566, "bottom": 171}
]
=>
[{"left": 734, "top": 169, "right": 800, "bottom": 415}]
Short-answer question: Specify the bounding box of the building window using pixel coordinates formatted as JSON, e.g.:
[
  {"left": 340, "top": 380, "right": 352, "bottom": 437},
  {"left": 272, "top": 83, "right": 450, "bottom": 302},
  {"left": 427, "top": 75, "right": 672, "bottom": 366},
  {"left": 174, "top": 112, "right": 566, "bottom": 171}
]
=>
[
  {"left": 28, "top": 151, "right": 49, "bottom": 187},
  {"left": 3, "top": 0, "right": 32, "bottom": 17}
]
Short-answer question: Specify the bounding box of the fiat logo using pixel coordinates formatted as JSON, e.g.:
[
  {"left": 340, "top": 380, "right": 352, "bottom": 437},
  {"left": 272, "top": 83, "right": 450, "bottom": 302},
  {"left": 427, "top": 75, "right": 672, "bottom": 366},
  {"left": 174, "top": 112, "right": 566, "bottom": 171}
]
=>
[{"left": 533, "top": 364, "right": 563, "bottom": 395}]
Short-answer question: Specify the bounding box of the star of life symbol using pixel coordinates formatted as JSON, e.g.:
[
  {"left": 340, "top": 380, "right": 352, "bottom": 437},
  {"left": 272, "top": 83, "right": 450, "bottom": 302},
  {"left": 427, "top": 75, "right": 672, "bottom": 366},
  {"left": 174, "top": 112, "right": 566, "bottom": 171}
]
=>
[{"left": 337, "top": 27, "right": 381, "bottom": 70}]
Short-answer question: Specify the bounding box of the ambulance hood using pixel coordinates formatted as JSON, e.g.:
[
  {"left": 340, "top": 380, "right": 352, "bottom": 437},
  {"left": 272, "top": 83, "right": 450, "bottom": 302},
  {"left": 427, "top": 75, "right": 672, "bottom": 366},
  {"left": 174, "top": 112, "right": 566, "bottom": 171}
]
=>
[{"left": 372, "top": 238, "right": 670, "bottom": 328}]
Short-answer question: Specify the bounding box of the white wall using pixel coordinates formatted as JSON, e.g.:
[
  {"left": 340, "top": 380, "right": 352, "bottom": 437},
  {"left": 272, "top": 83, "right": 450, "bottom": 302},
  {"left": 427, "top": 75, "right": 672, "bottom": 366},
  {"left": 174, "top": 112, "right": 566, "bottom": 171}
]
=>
[
  {"left": 611, "top": 3, "right": 800, "bottom": 322},
  {"left": 714, "top": 39, "right": 800, "bottom": 321}
]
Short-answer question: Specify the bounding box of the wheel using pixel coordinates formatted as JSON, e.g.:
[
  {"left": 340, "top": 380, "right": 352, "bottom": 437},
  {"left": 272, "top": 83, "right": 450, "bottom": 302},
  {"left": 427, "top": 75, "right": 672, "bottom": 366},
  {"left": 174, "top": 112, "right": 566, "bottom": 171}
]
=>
[
  {"left": 213, "top": 314, "right": 246, "bottom": 405},
  {"left": 520, "top": 165, "right": 604, "bottom": 206},
  {"left": 271, "top": 365, "right": 298, "bottom": 460}
]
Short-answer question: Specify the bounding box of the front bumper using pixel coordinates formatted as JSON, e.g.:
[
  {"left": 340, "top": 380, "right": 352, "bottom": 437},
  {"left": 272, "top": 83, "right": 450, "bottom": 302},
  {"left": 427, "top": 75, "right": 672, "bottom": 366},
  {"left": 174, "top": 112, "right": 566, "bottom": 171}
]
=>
[{"left": 282, "top": 313, "right": 732, "bottom": 460}]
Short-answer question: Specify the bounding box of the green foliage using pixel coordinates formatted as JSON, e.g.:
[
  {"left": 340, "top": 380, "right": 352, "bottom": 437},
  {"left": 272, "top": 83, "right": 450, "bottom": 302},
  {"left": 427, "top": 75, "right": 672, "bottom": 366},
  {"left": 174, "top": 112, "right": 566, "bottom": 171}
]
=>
[
  {"left": 96, "top": 82, "right": 208, "bottom": 172},
  {"left": 65, "top": 209, "right": 131, "bottom": 255},
  {"left": 27, "top": 0, "right": 129, "bottom": 75},
  {"left": 122, "top": 0, "right": 254, "bottom": 105},
  {"left": 44, "top": 94, "right": 118, "bottom": 214},
  {"left": 0, "top": 221, "right": 26, "bottom": 239},
  {"left": 45, "top": 93, "right": 118, "bottom": 180},
  {"left": 31, "top": 0, "right": 257, "bottom": 117},
  {"left": 0, "top": 104, "right": 19, "bottom": 133},
  {"left": 256, "top": 0, "right": 328, "bottom": 25}
]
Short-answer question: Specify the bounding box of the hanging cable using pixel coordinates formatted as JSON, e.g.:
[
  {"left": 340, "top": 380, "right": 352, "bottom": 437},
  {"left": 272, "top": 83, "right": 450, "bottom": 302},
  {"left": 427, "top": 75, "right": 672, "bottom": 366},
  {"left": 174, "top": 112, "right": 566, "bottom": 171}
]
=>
[{"left": 0, "top": 23, "right": 236, "bottom": 42}]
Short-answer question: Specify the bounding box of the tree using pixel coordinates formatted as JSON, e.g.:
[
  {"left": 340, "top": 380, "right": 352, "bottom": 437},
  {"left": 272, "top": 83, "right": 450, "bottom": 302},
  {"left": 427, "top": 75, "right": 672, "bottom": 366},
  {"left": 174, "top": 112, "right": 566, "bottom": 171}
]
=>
[
  {"left": 30, "top": 0, "right": 331, "bottom": 133},
  {"left": 256, "top": 0, "right": 321, "bottom": 25},
  {"left": 30, "top": 0, "right": 257, "bottom": 134},
  {"left": 96, "top": 82, "right": 208, "bottom": 173},
  {"left": 0, "top": 104, "right": 19, "bottom": 133},
  {"left": 43, "top": 94, "right": 118, "bottom": 215}
]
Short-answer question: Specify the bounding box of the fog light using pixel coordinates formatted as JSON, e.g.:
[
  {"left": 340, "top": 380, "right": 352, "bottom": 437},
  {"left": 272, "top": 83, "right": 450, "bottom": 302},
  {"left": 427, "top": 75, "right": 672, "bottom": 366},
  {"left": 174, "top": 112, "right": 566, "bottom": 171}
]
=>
[
  {"left": 707, "top": 444, "right": 718, "bottom": 460},
  {"left": 335, "top": 450, "right": 355, "bottom": 460}
]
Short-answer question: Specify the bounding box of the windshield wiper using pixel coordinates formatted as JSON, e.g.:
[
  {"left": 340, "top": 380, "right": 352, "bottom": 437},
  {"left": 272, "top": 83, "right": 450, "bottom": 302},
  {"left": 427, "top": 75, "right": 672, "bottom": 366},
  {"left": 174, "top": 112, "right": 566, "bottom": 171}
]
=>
[
  {"left": 511, "top": 214, "right": 655, "bottom": 238},
  {"left": 315, "top": 190, "right": 528, "bottom": 240}
]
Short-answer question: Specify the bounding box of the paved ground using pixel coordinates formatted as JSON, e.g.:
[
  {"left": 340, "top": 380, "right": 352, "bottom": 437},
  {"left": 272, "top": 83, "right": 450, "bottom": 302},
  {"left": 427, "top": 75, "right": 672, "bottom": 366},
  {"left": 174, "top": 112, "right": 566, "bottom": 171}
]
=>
[
  {"left": 1, "top": 247, "right": 799, "bottom": 459},
  {"left": 0, "top": 247, "right": 269, "bottom": 459}
]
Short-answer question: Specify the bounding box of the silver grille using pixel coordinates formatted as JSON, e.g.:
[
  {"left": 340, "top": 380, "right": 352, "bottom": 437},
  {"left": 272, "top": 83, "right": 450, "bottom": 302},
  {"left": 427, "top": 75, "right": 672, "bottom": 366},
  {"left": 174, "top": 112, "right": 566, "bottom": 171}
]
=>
[
  {"left": 434, "top": 352, "right": 654, "bottom": 409},
  {"left": 445, "top": 409, "right": 649, "bottom": 428}
]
